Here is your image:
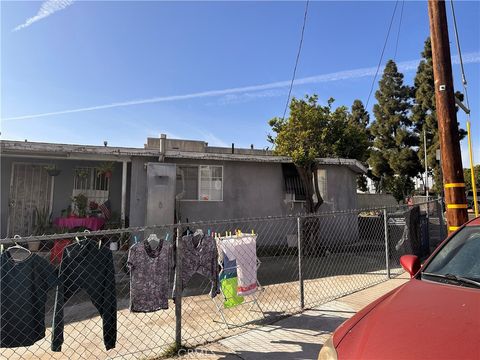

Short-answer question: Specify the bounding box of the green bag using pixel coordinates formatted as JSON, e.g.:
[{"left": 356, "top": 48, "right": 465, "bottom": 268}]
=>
[{"left": 221, "top": 277, "right": 244, "bottom": 308}]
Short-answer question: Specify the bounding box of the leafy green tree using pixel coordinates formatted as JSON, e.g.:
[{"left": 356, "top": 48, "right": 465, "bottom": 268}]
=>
[
  {"left": 412, "top": 37, "right": 467, "bottom": 194},
  {"left": 385, "top": 175, "right": 415, "bottom": 203},
  {"left": 464, "top": 165, "right": 480, "bottom": 193},
  {"left": 349, "top": 99, "right": 371, "bottom": 191},
  {"left": 368, "top": 60, "right": 421, "bottom": 198},
  {"left": 268, "top": 95, "right": 370, "bottom": 212}
]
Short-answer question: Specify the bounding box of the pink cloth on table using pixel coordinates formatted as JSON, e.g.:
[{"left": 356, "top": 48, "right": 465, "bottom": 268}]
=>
[{"left": 54, "top": 217, "right": 106, "bottom": 231}]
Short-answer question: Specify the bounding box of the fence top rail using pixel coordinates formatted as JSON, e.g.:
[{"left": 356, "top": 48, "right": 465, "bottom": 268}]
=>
[{"left": 0, "top": 198, "right": 442, "bottom": 244}]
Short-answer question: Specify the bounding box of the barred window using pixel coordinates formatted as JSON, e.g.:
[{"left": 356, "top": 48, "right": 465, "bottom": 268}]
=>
[
  {"left": 176, "top": 165, "right": 223, "bottom": 201},
  {"left": 282, "top": 164, "right": 306, "bottom": 201},
  {"left": 73, "top": 167, "right": 110, "bottom": 191},
  {"left": 72, "top": 167, "right": 110, "bottom": 205}
]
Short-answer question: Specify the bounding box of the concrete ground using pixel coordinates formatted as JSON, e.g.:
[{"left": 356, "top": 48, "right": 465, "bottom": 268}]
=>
[
  {"left": 168, "top": 274, "right": 410, "bottom": 360},
  {"left": 1, "top": 270, "right": 406, "bottom": 360}
]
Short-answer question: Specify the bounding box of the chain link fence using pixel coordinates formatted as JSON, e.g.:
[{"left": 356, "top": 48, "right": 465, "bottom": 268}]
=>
[{"left": 0, "top": 200, "right": 444, "bottom": 359}]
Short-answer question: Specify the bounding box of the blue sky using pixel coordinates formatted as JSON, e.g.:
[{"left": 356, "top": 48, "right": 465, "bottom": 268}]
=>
[{"left": 1, "top": 1, "right": 479, "bottom": 165}]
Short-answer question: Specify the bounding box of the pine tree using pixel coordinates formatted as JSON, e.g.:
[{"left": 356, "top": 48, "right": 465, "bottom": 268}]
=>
[
  {"left": 349, "top": 99, "right": 370, "bottom": 128},
  {"left": 368, "top": 60, "right": 420, "bottom": 198},
  {"left": 412, "top": 37, "right": 467, "bottom": 194}
]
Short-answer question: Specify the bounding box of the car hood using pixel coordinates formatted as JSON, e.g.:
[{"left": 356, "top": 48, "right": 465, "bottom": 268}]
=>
[{"left": 335, "top": 278, "right": 480, "bottom": 360}]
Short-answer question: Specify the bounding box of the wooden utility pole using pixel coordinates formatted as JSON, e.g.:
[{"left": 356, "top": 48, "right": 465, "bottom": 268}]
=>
[{"left": 427, "top": 0, "right": 468, "bottom": 233}]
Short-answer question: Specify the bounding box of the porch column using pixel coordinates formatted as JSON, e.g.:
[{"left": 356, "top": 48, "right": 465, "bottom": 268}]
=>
[{"left": 121, "top": 161, "right": 127, "bottom": 228}]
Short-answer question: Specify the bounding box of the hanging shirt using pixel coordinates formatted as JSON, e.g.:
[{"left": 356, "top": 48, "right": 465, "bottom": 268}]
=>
[
  {"left": 175, "top": 234, "right": 220, "bottom": 298},
  {"left": 127, "top": 239, "right": 173, "bottom": 312},
  {"left": 220, "top": 235, "right": 258, "bottom": 296},
  {"left": 51, "top": 240, "right": 117, "bottom": 352},
  {"left": 0, "top": 252, "right": 57, "bottom": 348}
]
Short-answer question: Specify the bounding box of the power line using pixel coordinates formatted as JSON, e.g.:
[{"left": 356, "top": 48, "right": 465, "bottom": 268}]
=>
[
  {"left": 365, "top": 0, "right": 399, "bottom": 109},
  {"left": 449, "top": 0, "right": 470, "bottom": 111},
  {"left": 393, "top": 0, "right": 405, "bottom": 62},
  {"left": 282, "top": 0, "right": 310, "bottom": 120}
]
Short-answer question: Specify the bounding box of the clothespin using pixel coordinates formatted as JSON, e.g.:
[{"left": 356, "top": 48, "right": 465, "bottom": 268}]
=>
[
  {"left": 207, "top": 229, "right": 211, "bottom": 236},
  {"left": 0, "top": 244, "right": 3, "bottom": 254},
  {"left": 166, "top": 233, "right": 169, "bottom": 241},
  {"left": 98, "top": 239, "right": 102, "bottom": 249},
  {"left": 252, "top": 229, "right": 255, "bottom": 235}
]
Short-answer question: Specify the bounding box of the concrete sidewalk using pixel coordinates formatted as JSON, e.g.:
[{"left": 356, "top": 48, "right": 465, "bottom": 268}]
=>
[{"left": 170, "top": 274, "right": 409, "bottom": 360}]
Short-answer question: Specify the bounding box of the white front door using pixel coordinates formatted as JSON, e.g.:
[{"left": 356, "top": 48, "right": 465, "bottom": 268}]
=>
[{"left": 7, "top": 163, "right": 54, "bottom": 237}]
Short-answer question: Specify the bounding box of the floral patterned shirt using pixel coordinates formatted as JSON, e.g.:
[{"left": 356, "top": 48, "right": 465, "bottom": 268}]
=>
[
  {"left": 175, "top": 234, "right": 220, "bottom": 298},
  {"left": 127, "top": 239, "right": 173, "bottom": 312}
]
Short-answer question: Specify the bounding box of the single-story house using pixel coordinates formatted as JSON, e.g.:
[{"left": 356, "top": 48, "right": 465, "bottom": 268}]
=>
[{"left": 0, "top": 135, "right": 366, "bottom": 238}]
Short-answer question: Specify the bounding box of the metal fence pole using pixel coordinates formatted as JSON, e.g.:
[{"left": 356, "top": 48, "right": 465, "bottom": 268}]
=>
[
  {"left": 438, "top": 198, "right": 446, "bottom": 241},
  {"left": 383, "top": 208, "right": 390, "bottom": 279},
  {"left": 297, "top": 217, "right": 304, "bottom": 310},
  {"left": 175, "top": 225, "right": 182, "bottom": 348}
]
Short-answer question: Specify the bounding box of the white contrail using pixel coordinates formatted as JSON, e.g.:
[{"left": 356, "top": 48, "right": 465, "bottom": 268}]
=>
[
  {"left": 13, "top": 0, "right": 74, "bottom": 32},
  {"left": 3, "top": 52, "right": 479, "bottom": 121}
]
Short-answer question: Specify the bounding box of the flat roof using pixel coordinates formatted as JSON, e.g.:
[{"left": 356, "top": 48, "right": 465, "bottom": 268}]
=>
[{"left": 0, "top": 140, "right": 367, "bottom": 173}]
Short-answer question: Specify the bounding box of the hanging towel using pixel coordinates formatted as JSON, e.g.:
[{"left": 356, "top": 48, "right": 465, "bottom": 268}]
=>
[{"left": 220, "top": 235, "right": 258, "bottom": 296}]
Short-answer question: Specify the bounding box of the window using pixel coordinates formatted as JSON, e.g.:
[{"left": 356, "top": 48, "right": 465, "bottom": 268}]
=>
[
  {"left": 282, "top": 164, "right": 306, "bottom": 201},
  {"left": 176, "top": 165, "right": 223, "bottom": 201},
  {"left": 72, "top": 167, "right": 110, "bottom": 205}
]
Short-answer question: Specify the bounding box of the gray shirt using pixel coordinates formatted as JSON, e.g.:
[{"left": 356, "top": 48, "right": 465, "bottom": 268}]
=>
[
  {"left": 175, "top": 234, "right": 220, "bottom": 298},
  {"left": 127, "top": 239, "right": 173, "bottom": 312}
]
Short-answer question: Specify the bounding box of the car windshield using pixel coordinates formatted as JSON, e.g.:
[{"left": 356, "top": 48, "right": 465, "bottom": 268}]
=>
[{"left": 423, "top": 226, "right": 480, "bottom": 282}]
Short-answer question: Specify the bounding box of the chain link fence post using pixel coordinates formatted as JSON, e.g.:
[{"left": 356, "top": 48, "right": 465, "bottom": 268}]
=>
[
  {"left": 297, "top": 217, "right": 304, "bottom": 310},
  {"left": 438, "top": 198, "right": 446, "bottom": 242},
  {"left": 175, "top": 224, "right": 182, "bottom": 349},
  {"left": 383, "top": 208, "right": 390, "bottom": 279}
]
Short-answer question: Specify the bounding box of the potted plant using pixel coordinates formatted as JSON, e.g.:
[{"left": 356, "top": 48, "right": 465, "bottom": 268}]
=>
[
  {"left": 32, "top": 207, "right": 52, "bottom": 251},
  {"left": 72, "top": 194, "right": 88, "bottom": 218},
  {"left": 96, "top": 162, "right": 115, "bottom": 178},
  {"left": 45, "top": 165, "right": 61, "bottom": 177},
  {"left": 75, "top": 169, "right": 89, "bottom": 179}
]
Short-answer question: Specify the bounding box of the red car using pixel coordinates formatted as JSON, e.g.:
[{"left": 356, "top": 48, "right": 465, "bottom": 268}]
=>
[{"left": 319, "top": 217, "right": 480, "bottom": 360}]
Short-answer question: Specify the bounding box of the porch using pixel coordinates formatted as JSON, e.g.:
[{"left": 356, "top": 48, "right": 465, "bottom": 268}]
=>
[{"left": 0, "top": 152, "right": 131, "bottom": 239}]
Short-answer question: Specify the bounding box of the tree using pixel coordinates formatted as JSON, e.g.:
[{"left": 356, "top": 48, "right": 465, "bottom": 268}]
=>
[
  {"left": 268, "top": 95, "right": 370, "bottom": 212},
  {"left": 412, "top": 37, "right": 467, "bottom": 194},
  {"left": 368, "top": 60, "right": 421, "bottom": 199},
  {"left": 464, "top": 165, "right": 480, "bottom": 194},
  {"left": 349, "top": 99, "right": 370, "bottom": 128},
  {"left": 385, "top": 175, "right": 415, "bottom": 203},
  {"left": 349, "top": 99, "right": 371, "bottom": 192}
]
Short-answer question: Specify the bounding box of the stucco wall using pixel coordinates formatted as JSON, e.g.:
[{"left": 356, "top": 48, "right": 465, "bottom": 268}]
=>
[
  {"left": 165, "top": 158, "right": 302, "bottom": 222},
  {"left": 320, "top": 165, "right": 359, "bottom": 212},
  {"left": 0, "top": 157, "right": 128, "bottom": 237},
  {"left": 128, "top": 158, "right": 363, "bottom": 224}
]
